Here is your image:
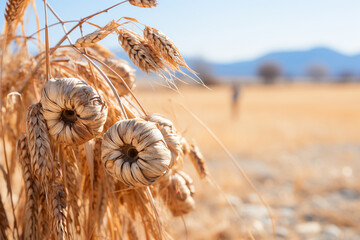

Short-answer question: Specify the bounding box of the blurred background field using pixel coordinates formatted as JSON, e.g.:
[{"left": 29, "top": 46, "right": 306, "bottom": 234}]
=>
[{"left": 136, "top": 83, "right": 360, "bottom": 239}]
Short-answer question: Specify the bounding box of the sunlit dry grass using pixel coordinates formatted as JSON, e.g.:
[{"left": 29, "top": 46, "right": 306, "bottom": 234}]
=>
[{"left": 137, "top": 83, "right": 360, "bottom": 239}]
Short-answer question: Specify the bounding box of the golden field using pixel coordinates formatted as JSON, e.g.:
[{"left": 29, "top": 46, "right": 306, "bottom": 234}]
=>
[{"left": 136, "top": 83, "right": 360, "bottom": 239}]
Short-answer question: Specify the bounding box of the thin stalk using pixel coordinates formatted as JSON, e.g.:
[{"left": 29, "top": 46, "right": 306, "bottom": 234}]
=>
[
  {"left": 45, "top": 1, "right": 128, "bottom": 119},
  {"left": 43, "top": 0, "right": 50, "bottom": 81},
  {"left": 20, "top": 0, "right": 128, "bottom": 93},
  {"left": 145, "top": 187, "right": 163, "bottom": 240},
  {"left": 73, "top": 47, "right": 128, "bottom": 119},
  {"left": 85, "top": 53, "right": 148, "bottom": 116}
]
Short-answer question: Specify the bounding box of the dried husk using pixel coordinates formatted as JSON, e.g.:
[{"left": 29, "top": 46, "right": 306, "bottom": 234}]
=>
[
  {"left": 40, "top": 78, "right": 108, "bottom": 145},
  {"left": 101, "top": 118, "right": 172, "bottom": 187},
  {"left": 145, "top": 115, "right": 183, "bottom": 167},
  {"left": 159, "top": 170, "right": 195, "bottom": 216},
  {"left": 102, "top": 58, "right": 136, "bottom": 96}
]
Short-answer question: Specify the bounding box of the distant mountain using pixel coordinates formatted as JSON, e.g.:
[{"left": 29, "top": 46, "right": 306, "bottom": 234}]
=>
[
  {"left": 115, "top": 47, "right": 360, "bottom": 77},
  {"left": 191, "top": 47, "right": 360, "bottom": 77}
]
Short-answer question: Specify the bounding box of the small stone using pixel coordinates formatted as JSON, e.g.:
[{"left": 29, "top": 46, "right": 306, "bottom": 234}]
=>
[
  {"left": 276, "top": 227, "right": 289, "bottom": 238},
  {"left": 323, "top": 224, "right": 341, "bottom": 238},
  {"left": 295, "top": 222, "right": 322, "bottom": 236}
]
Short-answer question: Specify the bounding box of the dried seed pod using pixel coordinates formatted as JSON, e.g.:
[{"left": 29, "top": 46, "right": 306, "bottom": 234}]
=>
[
  {"left": 129, "top": 0, "right": 157, "bottom": 8},
  {"left": 159, "top": 171, "right": 195, "bottom": 216},
  {"left": 101, "top": 118, "right": 171, "bottom": 187},
  {"left": 189, "top": 143, "right": 208, "bottom": 179},
  {"left": 118, "top": 29, "right": 165, "bottom": 73},
  {"left": 40, "top": 78, "right": 108, "bottom": 145},
  {"left": 145, "top": 115, "right": 182, "bottom": 167},
  {"left": 102, "top": 58, "right": 136, "bottom": 96},
  {"left": 144, "top": 26, "right": 187, "bottom": 69},
  {"left": 75, "top": 21, "right": 119, "bottom": 48}
]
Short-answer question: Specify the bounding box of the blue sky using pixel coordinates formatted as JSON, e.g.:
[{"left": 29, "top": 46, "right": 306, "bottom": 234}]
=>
[{"left": 2, "top": 0, "right": 360, "bottom": 63}]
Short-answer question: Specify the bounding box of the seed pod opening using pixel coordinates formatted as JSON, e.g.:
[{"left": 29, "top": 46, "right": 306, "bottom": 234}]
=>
[
  {"left": 101, "top": 118, "right": 171, "bottom": 187},
  {"left": 40, "top": 78, "right": 108, "bottom": 145}
]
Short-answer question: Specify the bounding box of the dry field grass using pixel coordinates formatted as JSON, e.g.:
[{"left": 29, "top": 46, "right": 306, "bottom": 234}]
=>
[{"left": 136, "top": 83, "right": 360, "bottom": 239}]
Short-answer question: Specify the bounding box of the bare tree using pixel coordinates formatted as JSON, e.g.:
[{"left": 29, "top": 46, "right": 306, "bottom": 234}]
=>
[
  {"left": 193, "top": 59, "right": 219, "bottom": 86},
  {"left": 338, "top": 70, "right": 357, "bottom": 83},
  {"left": 306, "top": 63, "right": 328, "bottom": 82},
  {"left": 257, "top": 61, "right": 282, "bottom": 84}
]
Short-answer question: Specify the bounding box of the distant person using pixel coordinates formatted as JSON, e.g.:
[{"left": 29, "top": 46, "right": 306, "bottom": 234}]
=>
[{"left": 231, "top": 83, "right": 242, "bottom": 119}]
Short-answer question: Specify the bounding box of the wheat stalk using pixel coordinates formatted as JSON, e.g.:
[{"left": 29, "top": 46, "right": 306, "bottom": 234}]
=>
[
  {"left": 63, "top": 146, "right": 81, "bottom": 233},
  {"left": 0, "top": 194, "right": 9, "bottom": 240},
  {"left": 118, "top": 29, "right": 166, "bottom": 74},
  {"left": 144, "top": 26, "right": 188, "bottom": 70},
  {"left": 188, "top": 143, "right": 208, "bottom": 179},
  {"left": 25, "top": 102, "right": 54, "bottom": 184},
  {"left": 17, "top": 133, "right": 39, "bottom": 240},
  {"left": 38, "top": 191, "right": 50, "bottom": 238},
  {"left": 4, "top": 0, "right": 29, "bottom": 22},
  {"left": 129, "top": 0, "right": 157, "bottom": 8},
  {"left": 75, "top": 21, "right": 119, "bottom": 48},
  {"left": 51, "top": 182, "right": 69, "bottom": 240}
]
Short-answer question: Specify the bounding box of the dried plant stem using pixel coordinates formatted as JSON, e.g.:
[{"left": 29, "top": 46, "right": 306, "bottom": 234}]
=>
[
  {"left": 17, "top": 134, "right": 39, "bottom": 240},
  {"left": 0, "top": 26, "right": 20, "bottom": 240},
  {"left": 86, "top": 53, "right": 148, "bottom": 116},
  {"left": 20, "top": 0, "right": 128, "bottom": 93},
  {"left": 43, "top": 3, "right": 129, "bottom": 119},
  {"left": 177, "top": 102, "right": 277, "bottom": 240},
  {"left": 73, "top": 47, "right": 128, "bottom": 119},
  {"left": 0, "top": 194, "right": 9, "bottom": 240},
  {"left": 145, "top": 187, "right": 163, "bottom": 239},
  {"left": 43, "top": 0, "right": 50, "bottom": 81}
]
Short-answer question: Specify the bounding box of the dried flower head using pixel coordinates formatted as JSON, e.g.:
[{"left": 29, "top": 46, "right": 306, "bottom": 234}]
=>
[
  {"left": 159, "top": 170, "right": 195, "bottom": 216},
  {"left": 40, "top": 78, "right": 108, "bottom": 145},
  {"left": 144, "top": 26, "right": 187, "bottom": 69},
  {"left": 101, "top": 118, "right": 171, "bottom": 187},
  {"left": 102, "top": 58, "right": 136, "bottom": 96},
  {"left": 146, "top": 115, "right": 183, "bottom": 167},
  {"left": 129, "top": 0, "right": 157, "bottom": 8},
  {"left": 118, "top": 29, "right": 165, "bottom": 73}
]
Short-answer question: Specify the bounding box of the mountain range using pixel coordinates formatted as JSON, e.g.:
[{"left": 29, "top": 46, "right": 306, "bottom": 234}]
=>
[
  {"left": 196, "top": 47, "right": 360, "bottom": 77},
  {"left": 116, "top": 47, "right": 360, "bottom": 77}
]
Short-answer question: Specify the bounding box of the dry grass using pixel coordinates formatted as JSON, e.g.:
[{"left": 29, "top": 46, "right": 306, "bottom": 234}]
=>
[{"left": 136, "top": 83, "right": 360, "bottom": 239}]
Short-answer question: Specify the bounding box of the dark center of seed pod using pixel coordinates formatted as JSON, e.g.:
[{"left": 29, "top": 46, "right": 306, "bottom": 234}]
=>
[
  {"left": 61, "top": 109, "right": 77, "bottom": 124},
  {"left": 122, "top": 145, "right": 139, "bottom": 162}
]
